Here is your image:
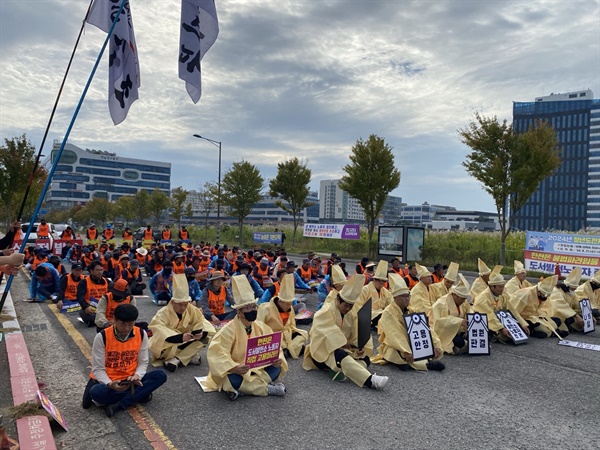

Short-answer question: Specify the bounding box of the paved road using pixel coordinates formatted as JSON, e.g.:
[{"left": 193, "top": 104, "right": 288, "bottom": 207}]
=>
[{"left": 3, "top": 266, "right": 600, "bottom": 449}]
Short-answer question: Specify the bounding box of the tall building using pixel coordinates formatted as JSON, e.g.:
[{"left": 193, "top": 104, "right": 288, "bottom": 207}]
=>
[
  {"left": 246, "top": 192, "right": 319, "bottom": 224},
  {"left": 400, "top": 202, "right": 456, "bottom": 226},
  {"left": 512, "top": 90, "right": 600, "bottom": 231},
  {"left": 43, "top": 141, "right": 171, "bottom": 210},
  {"left": 319, "top": 179, "right": 365, "bottom": 222}
]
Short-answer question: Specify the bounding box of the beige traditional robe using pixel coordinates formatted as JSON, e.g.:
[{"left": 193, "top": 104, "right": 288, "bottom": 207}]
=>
[
  {"left": 542, "top": 287, "right": 579, "bottom": 331},
  {"left": 323, "top": 287, "right": 340, "bottom": 307},
  {"left": 202, "top": 317, "right": 288, "bottom": 396},
  {"left": 303, "top": 301, "right": 373, "bottom": 387},
  {"left": 509, "top": 286, "right": 558, "bottom": 337},
  {"left": 257, "top": 300, "right": 308, "bottom": 358},
  {"left": 575, "top": 281, "right": 600, "bottom": 309},
  {"left": 472, "top": 288, "right": 527, "bottom": 333},
  {"left": 504, "top": 276, "right": 532, "bottom": 297},
  {"left": 373, "top": 301, "right": 442, "bottom": 370},
  {"left": 355, "top": 282, "right": 393, "bottom": 320},
  {"left": 469, "top": 277, "right": 488, "bottom": 300},
  {"left": 148, "top": 304, "right": 215, "bottom": 366},
  {"left": 429, "top": 281, "right": 450, "bottom": 302},
  {"left": 408, "top": 281, "right": 436, "bottom": 315},
  {"left": 429, "top": 293, "right": 471, "bottom": 354}
]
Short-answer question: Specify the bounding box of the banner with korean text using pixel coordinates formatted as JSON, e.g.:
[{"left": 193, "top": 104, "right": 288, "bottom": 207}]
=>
[
  {"left": 303, "top": 224, "right": 360, "bottom": 240},
  {"left": 525, "top": 231, "right": 600, "bottom": 279}
]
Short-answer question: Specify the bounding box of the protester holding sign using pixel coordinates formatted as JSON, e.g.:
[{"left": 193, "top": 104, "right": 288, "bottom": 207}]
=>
[
  {"left": 373, "top": 274, "right": 444, "bottom": 371},
  {"left": 473, "top": 265, "right": 527, "bottom": 342},
  {"left": 407, "top": 263, "right": 437, "bottom": 315},
  {"left": 574, "top": 270, "right": 600, "bottom": 319},
  {"left": 429, "top": 274, "right": 472, "bottom": 354},
  {"left": 203, "top": 275, "right": 288, "bottom": 400},
  {"left": 470, "top": 258, "right": 492, "bottom": 300},
  {"left": 148, "top": 274, "right": 215, "bottom": 372},
  {"left": 354, "top": 260, "right": 393, "bottom": 329},
  {"left": 504, "top": 261, "right": 532, "bottom": 297},
  {"left": 257, "top": 273, "right": 308, "bottom": 359},
  {"left": 509, "top": 275, "right": 567, "bottom": 338},
  {"left": 544, "top": 268, "right": 590, "bottom": 333},
  {"left": 303, "top": 274, "right": 388, "bottom": 390}
]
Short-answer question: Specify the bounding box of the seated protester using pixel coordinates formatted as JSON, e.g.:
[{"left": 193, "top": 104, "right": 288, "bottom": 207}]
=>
[
  {"left": 172, "top": 253, "right": 186, "bottom": 274},
  {"left": 148, "top": 274, "right": 215, "bottom": 372},
  {"left": 101, "top": 252, "right": 112, "bottom": 279},
  {"left": 509, "top": 275, "right": 565, "bottom": 338},
  {"left": 48, "top": 255, "right": 67, "bottom": 277},
  {"left": 318, "top": 265, "right": 348, "bottom": 309},
  {"left": 296, "top": 259, "right": 315, "bottom": 284},
  {"left": 407, "top": 263, "right": 437, "bottom": 315},
  {"left": 354, "top": 260, "right": 393, "bottom": 329},
  {"left": 82, "top": 304, "right": 168, "bottom": 417},
  {"left": 29, "top": 247, "right": 48, "bottom": 271},
  {"left": 55, "top": 262, "right": 85, "bottom": 310},
  {"left": 303, "top": 274, "right": 389, "bottom": 390},
  {"left": 67, "top": 243, "right": 82, "bottom": 264},
  {"left": 403, "top": 264, "right": 419, "bottom": 290},
  {"left": 372, "top": 274, "right": 444, "bottom": 371},
  {"left": 431, "top": 263, "right": 446, "bottom": 284},
  {"left": 114, "top": 254, "right": 130, "bottom": 281},
  {"left": 252, "top": 257, "right": 272, "bottom": 289},
  {"left": 472, "top": 265, "right": 528, "bottom": 342},
  {"left": 258, "top": 271, "right": 309, "bottom": 317},
  {"left": 121, "top": 259, "right": 146, "bottom": 295},
  {"left": 310, "top": 257, "right": 325, "bottom": 280},
  {"left": 257, "top": 273, "right": 308, "bottom": 359},
  {"left": 185, "top": 267, "right": 202, "bottom": 306},
  {"left": 429, "top": 262, "right": 459, "bottom": 301},
  {"left": 575, "top": 269, "right": 600, "bottom": 319},
  {"left": 234, "top": 263, "right": 264, "bottom": 299},
  {"left": 285, "top": 261, "right": 312, "bottom": 291},
  {"left": 504, "top": 260, "right": 533, "bottom": 297},
  {"left": 355, "top": 257, "right": 369, "bottom": 275},
  {"left": 26, "top": 263, "right": 60, "bottom": 302},
  {"left": 95, "top": 279, "right": 137, "bottom": 332},
  {"left": 82, "top": 248, "right": 97, "bottom": 271},
  {"left": 108, "top": 252, "right": 121, "bottom": 279},
  {"left": 77, "top": 260, "right": 109, "bottom": 327},
  {"left": 61, "top": 241, "right": 73, "bottom": 261},
  {"left": 388, "top": 257, "right": 405, "bottom": 277},
  {"left": 135, "top": 246, "right": 148, "bottom": 270},
  {"left": 199, "top": 271, "right": 236, "bottom": 326},
  {"left": 199, "top": 250, "right": 212, "bottom": 272},
  {"left": 470, "top": 258, "right": 492, "bottom": 300},
  {"left": 428, "top": 274, "right": 472, "bottom": 355},
  {"left": 230, "top": 256, "right": 244, "bottom": 275},
  {"left": 149, "top": 260, "right": 173, "bottom": 306},
  {"left": 202, "top": 275, "right": 288, "bottom": 400},
  {"left": 363, "top": 261, "right": 376, "bottom": 285},
  {"left": 544, "top": 267, "right": 591, "bottom": 333},
  {"left": 209, "top": 251, "right": 232, "bottom": 274},
  {"left": 145, "top": 249, "right": 165, "bottom": 278}
]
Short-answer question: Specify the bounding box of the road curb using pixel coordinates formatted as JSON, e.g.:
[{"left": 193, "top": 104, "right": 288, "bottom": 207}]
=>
[{"left": 1, "top": 284, "right": 57, "bottom": 450}]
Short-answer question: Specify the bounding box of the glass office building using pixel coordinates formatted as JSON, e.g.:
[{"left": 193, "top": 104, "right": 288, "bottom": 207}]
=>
[
  {"left": 512, "top": 90, "right": 600, "bottom": 231},
  {"left": 43, "top": 141, "right": 171, "bottom": 210}
]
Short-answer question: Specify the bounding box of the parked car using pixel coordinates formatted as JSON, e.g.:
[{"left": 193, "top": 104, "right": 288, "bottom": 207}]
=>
[{"left": 21, "top": 222, "right": 58, "bottom": 248}]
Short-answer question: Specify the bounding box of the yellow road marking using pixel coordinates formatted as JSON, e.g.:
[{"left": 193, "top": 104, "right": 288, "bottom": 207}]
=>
[{"left": 23, "top": 268, "right": 176, "bottom": 449}]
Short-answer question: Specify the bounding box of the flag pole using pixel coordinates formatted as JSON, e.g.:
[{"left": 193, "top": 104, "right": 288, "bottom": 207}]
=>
[{"left": 0, "top": 0, "right": 129, "bottom": 313}]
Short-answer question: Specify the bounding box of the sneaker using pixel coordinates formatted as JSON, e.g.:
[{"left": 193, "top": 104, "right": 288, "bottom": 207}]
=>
[
  {"left": 328, "top": 369, "right": 346, "bottom": 382},
  {"left": 426, "top": 360, "right": 446, "bottom": 371},
  {"left": 139, "top": 393, "right": 153, "bottom": 405},
  {"left": 556, "top": 330, "right": 569, "bottom": 339},
  {"left": 91, "top": 400, "right": 104, "bottom": 407},
  {"left": 164, "top": 357, "right": 180, "bottom": 372},
  {"left": 105, "top": 403, "right": 121, "bottom": 418},
  {"left": 267, "top": 383, "right": 286, "bottom": 396},
  {"left": 369, "top": 373, "right": 389, "bottom": 390},
  {"left": 227, "top": 390, "right": 240, "bottom": 401},
  {"left": 23, "top": 297, "right": 36, "bottom": 303},
  {"left": 189, "top": 353, "right": 202, "bottom": 365}
]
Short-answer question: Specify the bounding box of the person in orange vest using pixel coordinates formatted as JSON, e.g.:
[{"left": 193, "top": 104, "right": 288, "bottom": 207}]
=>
[
  {"left": 135, "top": 246, "right": 148, "bottom": 267},
  {"left": 149, "top": 260, "right": 173, "bottom": 305},
  {"left": 86, "top": 224, "right": 98, "bottom": 241},
  {"left": 122, "top": 227, "right": 133, "bottom": 242},
  {"left": 431, "top": 263, "right": 446, "bottom": 284},
  {"left": 161, "top": 225, "right": 171, "bottom": 241},
  {"left": 121, "top": 259, "right": 146, "bottom": 295},
  {"left": 143, "top": 225, "right": 154, "bottom": 242},
  {"left": 355, "top": 257, "right": 369, "bottom": 275},
  {"left": 60, "top": 226, "right": 74, "bottom": 241},
  {"left": 36, "top": 219, "right": 50, "bottom": 239},
  {"left": 198, "top": 271, "right": 236, "bottom": 326},
  {"left": 48, "top": 254, "right": 67, "bottom": 276},
  {"left": 77, "top": 260, "right": 109, "bottom": 327},
  {"left": 82, "top": 248, "right": 97, "bottom": 271},
  {"left": 389, "top": 257, "right": 405, "bottom": 277},
  {"left": 114, "top": 254, "right": 131, "bottom": 281},
  {"left": 310, "top": 256, "right": 325, "bottom": 280},
  {"left": 82, "top": 304, "right": 167, "bottom": 417},
  {"left": 94, "top": 278, "right": 136, "bottom": 330},
  {"left": 404, "top": 264, "right": 419, "bottom": 290},
  {"left": 55, "top": 262, "right": 84, "bottom": 311},
  {"left": 252, "top": 257, "right": 273, "bottom": 289},
  {"left": 28, "top": 247, "right": 49, "bottom": 271},
  {"left": 172, "top": 253, "right": 186, "bottom": 274},
  {"left": 178, "top": 226, "right": 189, "bottom": 242},
  {"left": 296, "top": 259, "right": 314, "bottom": 284},
  {"left": 103, "top": 224, "right": 115, "bottom": 241}
]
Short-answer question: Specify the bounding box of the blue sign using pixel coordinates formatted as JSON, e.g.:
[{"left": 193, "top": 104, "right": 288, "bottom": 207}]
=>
[
  {"left": 253, "top": 232, "right": 282, "bottom": 244},
  {"left": 39, "top": 209, "right": 48, "bottom": 215}
]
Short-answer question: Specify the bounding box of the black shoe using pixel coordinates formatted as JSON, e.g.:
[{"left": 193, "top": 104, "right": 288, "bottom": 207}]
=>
[
  {"left": 227, "top": 390, "right": 240, "bottom": 401},
  {"left": 556, "top": 330, "right": 569, "bottom": 338},
  {"left": 531, "top": 330, "right": 548, "bottom": 339},
  {"left": 139, "top": 393, "right": 153, "bottom": 405},
  {"left": 82, "top": 379, "right": 98, "bottom": 409},
  {"left": 105, "top": 403, "right": 121, "bottom": 418},
  {"left": 426, "top": 360, "right": 446, "bottom": 371}
]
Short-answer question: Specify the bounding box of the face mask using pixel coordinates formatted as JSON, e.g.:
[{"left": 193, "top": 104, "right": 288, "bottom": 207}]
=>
[
  {"left": 163, "top": 268, "right": 172, "bottom": 276},
  {"left": 243, "top": 310, "right": 258, "bottom": 322}
]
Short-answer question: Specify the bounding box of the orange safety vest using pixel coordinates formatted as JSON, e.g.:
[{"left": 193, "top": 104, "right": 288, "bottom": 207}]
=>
[
  {"left": 162, "top": 230, "right": 171, "bottom": 240},
  {"left": 101, "top": 258, "right": 109, "bottom": 273},
  {"left": 122, "top": 267, "right": 140, "bottom": 282},
  {"left": 173, "top": 261, "right": 185, "bottom": 274},
  {"left": 84, "top": 276, "right": 108, "bottom": 304},
  {"left": 279, "top": 310, "right": 290, "bottom": 325},
  {"left": 272, "top": 281, "right": 281, "bottom": 297},
  {"left": 87, "top": 228, "right": 98, "bottom": 239},
  {"left": 144, "top": 229, "right": 153, "bottom": 240},
  {"left": 91, "top": 325, "right": 142, "bottom": 381},
  {"left": 31, "top": 256, "right": 48, "bottom": 270},
  {"left": 310, "top": 265, "right": 320, "bottom": 277},
  {"left": 253, "top": 265, "right": 270, "bottom": 283},
  {"left": 37, "top": 223, "right": 49, "bottom": 237},
  {"left": 208, "top": 288, "right": 226, "bottom": 315},
  {"left": 64, "top": 274, "right": 83, "bottom": 301},
  {"left": 389, "top": 267, "right": 405, "bottom": 277},
  {"left": 61, "top": 229, "right": 73, "bottom": 240},
  {"left": 135, "top": 253, "right": 146, "bottom": 265},
  {"left": 104, "top": 229, "right": 114, "bottom": 240},
  {"left": 179, "top": 230, "right": 189, "bottom": 240},
  {"left": 356, "top": 262, "right": 366, "bottom": 274},
  {"left": 298, "top": 266, "right": 312, "bottom": 281},
  {"left": 104, "top": 292, "right": 133, "bottom": 322},
  {"left": 405, "top": 275, "right": 419, "bottom": 290},
  {"left": 432, "top": 273, "right": 444, "bottom": 284},
  {"left": 199, "top": 258, "right": 211, "bottom": 272},
  {"left": 123, "top": 230, "right": 133, "bottom": 240},
  {"left": 83, "top": 254, "right": 95, "bottom": 267}
]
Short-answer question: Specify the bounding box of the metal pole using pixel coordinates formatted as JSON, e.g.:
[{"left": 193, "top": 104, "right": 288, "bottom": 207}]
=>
[{"left": 217, "top": 141, "right": 221, "bottom": 244}]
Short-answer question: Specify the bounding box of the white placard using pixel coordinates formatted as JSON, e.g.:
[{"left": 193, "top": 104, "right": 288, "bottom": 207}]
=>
[
  {"left": 558, "top": 340, "right": 600, "bottom": 351},
  {"left": 467, "top": 313, "right": 490, "bottom": 355},
  {"left": 404, "top": 313, "right": 434, "bottom": 361},
  {"left": 496, "top": 310, "right": 528, "bottom": 344},
  {"left": 580, "top": 299, "right": 595, "bottom": 334}
]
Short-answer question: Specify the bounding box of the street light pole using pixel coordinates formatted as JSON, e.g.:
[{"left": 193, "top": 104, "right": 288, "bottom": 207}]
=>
[{"left": 193, "top": 134, "right": 222, "bottom": 243}]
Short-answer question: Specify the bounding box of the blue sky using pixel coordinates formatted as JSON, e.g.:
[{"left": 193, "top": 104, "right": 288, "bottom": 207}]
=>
[{"left": 1, "top": 0, "right": 599, "bottom": 212}]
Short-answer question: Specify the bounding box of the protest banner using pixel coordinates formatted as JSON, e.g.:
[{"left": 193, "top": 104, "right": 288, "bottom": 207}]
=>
[
  {"left": 303, "top": 224, "right": 360, "bottom": 240},
  {"left": 253, "top": 232, "right": 282, "bottom": 244},
  {"left": 467, "top": 313, "right": 490, "bottom": 355},
  {"left": 404, "top": 313, "right": 434, "bottom": 361},
  {"left": 53, "top": 239, "right": 83, "bottom": 256},
  {"left": 61, "top": 300, "right": 81, "bottom": 314},
  {"left": 38, "top": 390, "right": 68, "bottom": 431},
  {"left": 496, "top": 310, "right": 528, "bottom": 344},
  {"left": 558, "top": 340, "right": 600, "bottom": 352},
  {"left": 245, "top": 332, "right": 282, "bottom": 369}
]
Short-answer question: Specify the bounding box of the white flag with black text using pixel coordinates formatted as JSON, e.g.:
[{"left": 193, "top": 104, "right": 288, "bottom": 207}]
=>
[
  {"left": 87, "top": 0, "right": 140, "bottom": 125},
  {"left": 179, "top": 0, "right": 219, "bottom": 103}
]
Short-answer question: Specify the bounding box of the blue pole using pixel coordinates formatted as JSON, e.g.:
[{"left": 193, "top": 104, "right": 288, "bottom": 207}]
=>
[{"left": 0, "top": 0, "right": 129, "bottom": 309}]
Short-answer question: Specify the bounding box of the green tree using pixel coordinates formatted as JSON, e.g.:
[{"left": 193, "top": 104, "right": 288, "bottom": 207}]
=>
[
  {"left": 170, "top": 186, "right": 189, "bottom": 228},
  {"left": 221, "top": 161, "right": 263, "bottom": 245},
  {"left": 459, "top": 114, "right": 561, "bottom": 264},
  {"left": 133, "top": 190, "right": 150, "bottom": 226},
  {"left": 0, "top": 134, "right": 48, "bottom": 225},
  {"left": 148, "top": 189, "right": 169, "bottom": 227},
  {"left": 339, "top": 134, "right": 401, "bottom": 256},
  {"left": 79, "top": 198, "right": 113, "bottom": 225},
  {"left": 198, "top": 181, "right": 218, "bottom": 238},
  {"left": 269, "top": 158, "right": 313, "bottom": 245},
  {"left": 114, "top": 196, "right": 136, "bottom": 227}
]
